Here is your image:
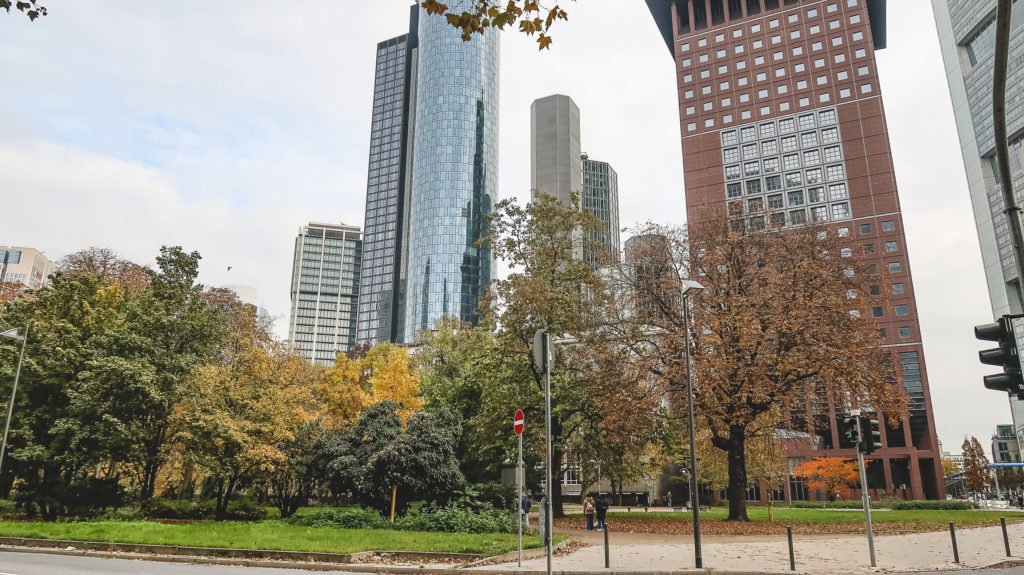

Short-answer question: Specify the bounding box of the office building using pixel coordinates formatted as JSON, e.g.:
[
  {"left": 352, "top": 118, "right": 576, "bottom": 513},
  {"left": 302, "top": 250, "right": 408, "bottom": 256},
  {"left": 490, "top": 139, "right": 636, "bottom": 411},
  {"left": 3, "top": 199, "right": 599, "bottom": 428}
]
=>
[
  {"left": 993, "top": 424, "right": 1022, "bottom": 463},
  {"left": 932, "top": 0, "right": 1024, "bottom": 445},
  {"left": 582, "top": 154, "right": 621, "bottom": 263},
  {"left": 647, "top": 0, "right": 944, "bottom": 499},
  {"left": 357, "top": 7, "right": 500, "bottom": 345},
  {"left": 530, "top": 95, "right": 622, "bottom": 263},
  {"left": 288, "top": 223, "right": 362, "bottom": 365},
  {"left": 0, "top": 247, "right": 55, "bottom": 289}
]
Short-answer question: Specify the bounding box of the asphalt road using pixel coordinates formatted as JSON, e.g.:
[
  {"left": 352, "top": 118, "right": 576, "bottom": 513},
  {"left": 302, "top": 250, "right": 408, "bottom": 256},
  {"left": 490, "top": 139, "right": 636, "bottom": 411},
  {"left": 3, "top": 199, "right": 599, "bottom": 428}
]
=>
[{"left": 0, "top": 551, "right": 363, "bottom": 574}]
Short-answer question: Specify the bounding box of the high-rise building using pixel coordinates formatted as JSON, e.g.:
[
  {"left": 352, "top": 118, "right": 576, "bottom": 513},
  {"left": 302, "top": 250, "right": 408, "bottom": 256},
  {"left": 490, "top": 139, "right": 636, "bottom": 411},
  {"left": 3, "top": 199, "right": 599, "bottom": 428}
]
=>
[
  {"left": 932, "top": 0, "right": 1024, "bottom": 444},
  {"left": 357, "top": 7, "right": 500, "bottom": 345},
  {"left": 0, "top": 246, "right": 55, "bottom": 289},
  {"left": 531, "top": 94, "right": 582, "bottom": 205},
  {"left": 530, "top": 95, "right": 621, "bottom": 263},
  {"left": 582, "top": 154, "right": 621, "bottom": 262},
  {"left": 288, "top": 222, "right": 362, "bottom": 365},
  {"left": 647, "top": 0, "right": 944, "bottom": 499}
]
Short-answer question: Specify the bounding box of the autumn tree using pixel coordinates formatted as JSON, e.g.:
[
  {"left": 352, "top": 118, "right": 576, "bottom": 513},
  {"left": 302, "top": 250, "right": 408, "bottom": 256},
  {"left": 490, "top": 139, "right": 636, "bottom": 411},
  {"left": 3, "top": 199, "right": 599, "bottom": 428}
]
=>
[
  {"left": 941, "top": 457, "right": 959, "bottom": 477},
  {"left": 792, "top": 457, "right": 859, "bottom": 500},
  {"left": 176, "top": 307, "right": 319, "bottom": 521},
  {"left": 58, "top": 247, "right": 151, "bottom": 292},
  {"left": 0, "top": 281, "right": 25, "bottom": 306},
  {"left": 602, "top": 218, "right": 908, "bottom": 521},
  {"left": 365, "top": 343, "right": 423, "bottom": 421},
  {"left": 419, "top": 0, "right": 568, "bottom": 49},
  {"left": 316, "top": 353, "right": 369, "bottom": 429},
  {"left": 962, "top": 436, "right": 992, "bottom": 496},
  {"left": 477, "top": 192, "right": 607, "bottom": 517},
  {"left": 0, "top": 0, "right": 45, "bottom": 20}
]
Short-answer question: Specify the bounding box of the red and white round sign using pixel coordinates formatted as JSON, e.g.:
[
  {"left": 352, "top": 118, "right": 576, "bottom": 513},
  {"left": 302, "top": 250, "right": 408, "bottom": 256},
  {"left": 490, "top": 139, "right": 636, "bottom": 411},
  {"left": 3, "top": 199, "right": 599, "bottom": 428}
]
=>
[{"left": 514, "top": 409, "right": 524, "bottom": 436}]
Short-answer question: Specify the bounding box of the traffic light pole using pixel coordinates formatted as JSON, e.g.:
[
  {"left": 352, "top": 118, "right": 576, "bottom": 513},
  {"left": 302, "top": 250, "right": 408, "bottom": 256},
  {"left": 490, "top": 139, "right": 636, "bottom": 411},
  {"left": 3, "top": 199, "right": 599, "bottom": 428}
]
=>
[{"left": 855, "top": 416, "right": 877, "bottom": 568}]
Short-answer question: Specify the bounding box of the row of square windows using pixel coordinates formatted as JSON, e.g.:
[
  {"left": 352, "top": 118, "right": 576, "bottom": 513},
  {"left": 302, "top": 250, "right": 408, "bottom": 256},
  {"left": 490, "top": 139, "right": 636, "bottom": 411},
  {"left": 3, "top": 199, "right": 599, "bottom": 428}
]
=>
[
  {"left": 729, "top": 180, "right": 848, "bottom": 205},
  {"left": 726, "top": 137, "right": 842, "bottom": 164},
  {"left": 684, "top": 74, "right": 872, "bottom": 112},
  {"left": 723, "top": 110, "right": 837, "bottom": 142},
  {"left": 726, "top": 162, "right": 846, "bottom": 186},
  {"left": 679, "top": 0, "right": 863, "bottom": 53},
  {"left": 687, "top": 88, "right": 869, "bottom": 131},
  {"left": 683, "top": 58, "right": 872, "bottom": 91},
  {"left": 730, "top": 185, "right": 846, "bottom": 214},
  {"left": 729, "top": 202, "right": 850, "bottom": 230},
  {"left": 681, "top": 26, "right": 867, "bottom": 69}
]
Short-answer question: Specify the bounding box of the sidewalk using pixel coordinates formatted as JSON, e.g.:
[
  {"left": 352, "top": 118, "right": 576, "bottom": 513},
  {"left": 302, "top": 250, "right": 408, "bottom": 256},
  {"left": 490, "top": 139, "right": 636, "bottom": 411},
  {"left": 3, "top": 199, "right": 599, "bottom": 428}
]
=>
[{"left": 478, "top": 522, "right": 1024, "bottom": 573}]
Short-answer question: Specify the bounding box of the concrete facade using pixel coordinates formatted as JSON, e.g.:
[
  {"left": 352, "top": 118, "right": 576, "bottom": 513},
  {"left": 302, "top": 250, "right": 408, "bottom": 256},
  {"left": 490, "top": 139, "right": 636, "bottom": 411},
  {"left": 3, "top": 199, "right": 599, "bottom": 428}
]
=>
[
  {"left": 531, "top": 94, "right": 582, "bottom": 205},
  {"left": 288, "top": 223, "right": 362, "bottom": 366},
  {"left": 0, "top": 247, "right": 55, "bottom": 290},
  {"left": 647, "top": 0, "right": 943, "bottom": 500}
]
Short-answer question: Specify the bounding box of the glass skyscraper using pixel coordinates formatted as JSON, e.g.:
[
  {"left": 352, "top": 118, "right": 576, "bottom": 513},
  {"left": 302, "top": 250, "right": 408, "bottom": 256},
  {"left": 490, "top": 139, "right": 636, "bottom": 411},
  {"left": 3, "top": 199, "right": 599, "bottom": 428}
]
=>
[
  {"left": 288, "top": 222, "right": 362, "bottom": 365},
  {"left": 356, "top": 8, "right": 500, "bottom": 345},
  {"left": 581, "top": 154, "right": 621, "bottom": 264}
]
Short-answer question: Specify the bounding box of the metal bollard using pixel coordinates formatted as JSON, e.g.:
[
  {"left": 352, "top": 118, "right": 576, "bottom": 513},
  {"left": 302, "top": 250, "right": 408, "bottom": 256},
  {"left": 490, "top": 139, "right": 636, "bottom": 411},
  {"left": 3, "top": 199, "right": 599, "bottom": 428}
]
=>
[
  {"left": 787, "top": 525, "right": 795, "bottom": 571},
  {"left": 1002, "top": 517, "right": 1012, "bottom": 557},
  {"left": 949, "top": 521, "right": 960, "bottom": 564},
  {"left": 604, "top": 522, "right": 610, "bottom": 568}
]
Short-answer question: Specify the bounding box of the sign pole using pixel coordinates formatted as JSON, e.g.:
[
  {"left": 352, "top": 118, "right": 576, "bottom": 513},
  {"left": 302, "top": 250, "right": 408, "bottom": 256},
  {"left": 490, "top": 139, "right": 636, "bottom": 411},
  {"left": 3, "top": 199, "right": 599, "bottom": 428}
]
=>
[
  {"left": 518, "top": 429, "right": 523, "bottom": 566},
  {"left": 854, "top": 413, "right": 876, "bottom": 567}
]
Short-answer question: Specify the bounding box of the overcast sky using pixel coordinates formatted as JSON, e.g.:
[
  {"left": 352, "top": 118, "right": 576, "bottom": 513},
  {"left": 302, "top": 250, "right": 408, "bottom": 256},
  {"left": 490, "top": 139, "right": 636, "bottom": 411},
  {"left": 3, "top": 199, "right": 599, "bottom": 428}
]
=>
[{"left": 0, "top": 0, "right": 1006, "bottom": 452}]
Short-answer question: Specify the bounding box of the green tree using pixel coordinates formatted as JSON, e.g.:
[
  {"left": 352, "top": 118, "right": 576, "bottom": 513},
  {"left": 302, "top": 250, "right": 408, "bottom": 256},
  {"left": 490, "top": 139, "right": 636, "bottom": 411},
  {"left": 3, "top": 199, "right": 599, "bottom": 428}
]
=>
[
  {"left": 476, "top": 192, "right": 607, "bottom": 517},
  {"left": 315, "top": 401, "right": 463, "bottom": 515}
]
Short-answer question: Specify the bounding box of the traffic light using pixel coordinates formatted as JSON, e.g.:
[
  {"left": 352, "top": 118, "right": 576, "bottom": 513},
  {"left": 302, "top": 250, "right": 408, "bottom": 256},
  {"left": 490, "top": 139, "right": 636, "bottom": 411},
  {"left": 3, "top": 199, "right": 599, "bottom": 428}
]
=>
[
  {"left": 840, "top": 416, "right": 859, "bottom": 449},
  {"left": 975, "top": 315, "right": 1024, "bottom": 399},
  {"left": 858, "top": 415, "right": 882, "bottom": 454}
]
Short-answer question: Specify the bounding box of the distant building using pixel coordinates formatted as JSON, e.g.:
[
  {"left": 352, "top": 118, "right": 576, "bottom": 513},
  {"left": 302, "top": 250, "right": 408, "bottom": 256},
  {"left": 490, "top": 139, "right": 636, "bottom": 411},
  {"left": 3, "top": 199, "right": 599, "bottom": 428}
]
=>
[
  {"left": 288, "top": 223, "right": 362, "bottom": 365},
  {"left": 0, "top": 247, "right": 55, "bottom": 289},
  {"left": 530, "top": 95, "right": 622, "bottom": 264},
  {"left": 992, "top": 424, "right": 1022, "bottom": 463},
  {"left": 221, "top": 284, "right": 269, "bottom": 317}
]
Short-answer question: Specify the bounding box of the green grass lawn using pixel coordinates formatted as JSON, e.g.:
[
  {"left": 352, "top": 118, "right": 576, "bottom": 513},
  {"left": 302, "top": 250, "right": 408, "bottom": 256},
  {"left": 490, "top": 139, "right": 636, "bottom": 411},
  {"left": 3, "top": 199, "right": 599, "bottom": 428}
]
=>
[
  {"left": 0, "top": 520, "right": 560, "bottom": 556},
  {"left": 599, "top": 507, "right": 1024, "bottom": 529}
]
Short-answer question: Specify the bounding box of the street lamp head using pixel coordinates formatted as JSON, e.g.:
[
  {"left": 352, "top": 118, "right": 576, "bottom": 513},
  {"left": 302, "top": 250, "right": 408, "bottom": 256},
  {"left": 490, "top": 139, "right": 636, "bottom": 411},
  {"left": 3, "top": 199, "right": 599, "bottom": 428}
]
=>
[
  {"left": 680, "top": 280, "right": 706, "bottom": 297},
  {"left": 0, "top": 328, "right": 24, "bottom": 342}
]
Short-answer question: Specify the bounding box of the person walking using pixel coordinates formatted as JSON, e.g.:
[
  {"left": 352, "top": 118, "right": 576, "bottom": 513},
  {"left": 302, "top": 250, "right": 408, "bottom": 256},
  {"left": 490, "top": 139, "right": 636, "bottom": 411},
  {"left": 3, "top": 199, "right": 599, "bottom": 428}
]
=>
[
  {"left": 583, "top": 494, "right": 596, "bottom": 531},
  {"left": 666, "top": 491, "right": 672, "bottom": 508},
  {"left": 521, "top": 492, "right": 532, "bottom": 528},
  {"left": 596, "top": 496, "right": 608, "bottom": 531}
]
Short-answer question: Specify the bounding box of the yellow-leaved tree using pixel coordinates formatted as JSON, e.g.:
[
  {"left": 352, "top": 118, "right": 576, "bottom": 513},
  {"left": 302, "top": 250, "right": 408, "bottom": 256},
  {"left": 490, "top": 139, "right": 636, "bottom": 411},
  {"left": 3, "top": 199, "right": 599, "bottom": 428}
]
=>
[
  {"left": 365, "top": 343, "right": 423, "bottom": 421},
  {"left": 316, "top": 353, "right": 370, "bottom": 429}
]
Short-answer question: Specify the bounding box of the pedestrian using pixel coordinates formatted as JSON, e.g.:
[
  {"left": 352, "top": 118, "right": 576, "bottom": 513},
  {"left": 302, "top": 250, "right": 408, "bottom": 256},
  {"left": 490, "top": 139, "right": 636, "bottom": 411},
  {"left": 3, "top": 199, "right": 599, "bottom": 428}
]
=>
[
  {"left": 583, "top": 493, "right": 596, "bottom": 531},
  {"left": 666, "top": 491, "right": 672, "bottom": 508},
  {"left": 521, "top": 492, "right": 532, "bottom": 528},
  {"left": 596, "top": 496, "right": 608, "bottom": 531}
]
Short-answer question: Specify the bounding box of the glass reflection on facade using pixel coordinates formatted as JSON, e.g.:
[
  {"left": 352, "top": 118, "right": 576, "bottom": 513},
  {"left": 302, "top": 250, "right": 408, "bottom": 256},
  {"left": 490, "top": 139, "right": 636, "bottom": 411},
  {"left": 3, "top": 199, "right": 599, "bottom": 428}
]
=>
[
  {"left": 288, "top": 223, "right": 362, "bottom": 365},
  {"left": 402, "top": 13, "right": 499, "bottom": 342}
]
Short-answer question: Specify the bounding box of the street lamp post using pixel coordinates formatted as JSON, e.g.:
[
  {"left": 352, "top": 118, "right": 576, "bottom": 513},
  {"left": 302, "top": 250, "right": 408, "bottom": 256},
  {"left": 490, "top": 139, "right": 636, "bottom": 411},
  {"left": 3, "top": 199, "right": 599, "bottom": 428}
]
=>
[
  {"left": 680, "top": 279, "right": 705, "bottom": 570},
  {"left": 0, "top": 325, "right": 28, "bottom": 478}
]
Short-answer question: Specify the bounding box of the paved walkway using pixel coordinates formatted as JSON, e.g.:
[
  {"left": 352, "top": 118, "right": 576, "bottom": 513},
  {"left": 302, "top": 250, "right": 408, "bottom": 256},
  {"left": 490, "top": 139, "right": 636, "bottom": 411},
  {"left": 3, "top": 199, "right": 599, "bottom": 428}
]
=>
[{"left": 480, "top": 523, "right": 1024, "bottom": 573}]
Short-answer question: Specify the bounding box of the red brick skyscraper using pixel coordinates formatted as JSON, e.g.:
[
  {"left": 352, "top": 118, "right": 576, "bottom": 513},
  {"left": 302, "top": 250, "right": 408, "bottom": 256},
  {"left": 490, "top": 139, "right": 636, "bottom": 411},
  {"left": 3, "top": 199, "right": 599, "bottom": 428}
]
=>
[{"left": 646, "top": 0, "right": 944, "bottom": 499}]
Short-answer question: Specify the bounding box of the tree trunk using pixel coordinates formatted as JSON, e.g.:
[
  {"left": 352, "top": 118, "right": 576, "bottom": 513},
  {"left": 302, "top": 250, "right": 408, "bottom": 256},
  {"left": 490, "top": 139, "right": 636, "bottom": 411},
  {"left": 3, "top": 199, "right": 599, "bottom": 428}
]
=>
[
  {"left": 551, "top": 447, "right": 565, "bottom": 518},
  {"left": 725, "top": 425, "right": 749, "bottom": 522}
]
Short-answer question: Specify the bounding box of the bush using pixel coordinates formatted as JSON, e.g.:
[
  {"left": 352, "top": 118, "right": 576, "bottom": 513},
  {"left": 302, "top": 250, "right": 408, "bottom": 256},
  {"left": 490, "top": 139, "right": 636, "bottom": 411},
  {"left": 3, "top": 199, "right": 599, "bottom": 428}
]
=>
[
  {"left": 142, "top": 498, "right": 207, "bottom": 520},
  {"left": 788, "top": 500, "right": 890, "bottom": 509},
  {"left": 891, "top": 500, "right": 976, "bottom": 511},
  {"left": 394, "top": 503, "right": 517, "bottom": 534},
  {"left": 288, "top": 507, "right": 390, "bottom": 530},
  {"left": 0, "top": 499, "right": 17, "bottom": 517},
  {"left": 223, "top": 496, "right": 268, "bottom": 521}
]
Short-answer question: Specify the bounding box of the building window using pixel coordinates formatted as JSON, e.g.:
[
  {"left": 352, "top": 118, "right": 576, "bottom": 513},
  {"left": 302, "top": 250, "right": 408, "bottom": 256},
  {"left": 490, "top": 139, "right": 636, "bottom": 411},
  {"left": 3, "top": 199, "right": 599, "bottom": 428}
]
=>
[
  {"left": 799, "top": 114, "right": 816, "bottom": 130},
  {"left": 729, "top": 200, "right": 744, "bottom": 215},
  {"left": 801, "top": 132, "right": 819, "bottom": 148},
  {"left": 762, "top": 140, "right": 779, "bottom": 155},
  {"left": 899, "top": 327, "right": 911, "bottom": 338},
  {"left": 727, "top": 182, "right": 743, "bottom": 198},
  {"left": 826, "top": 164, "right": 845, "bottom": 180},
  {"left": 788, "top": 190, "right": 805, "bottom": 205},
  {"left": 831, "top": 203, "right": 851, "bottom": 219},
  {"left": 797, "top": 80, "right": 808, "bottom": 89},
  {"left": 835, "top": 53, "right": 847, "bottom": 63},
  {"left": 811, "top": 206, "right": 828, "bottom": 221},
  {"left": 893, "top": 282, "right": 905, "bottom": 294},
  {"left": 889, "top": 261, "right": 902, "bottom": 273},
  {"left": 768, "top": 194, "right": 785, "bottom": 209},
  {"left": 763, "top": 157, "right": 780, "bottom": 172},
  {"left": 745, "top": 161, "right": 761, "bottom": 176},
  {"left": 871, "top": 307, "right": 884, "bottom": 318},
  {"left": 882, "top": 220, "right": 895, "bottom": 231},
  {"left": 726, "top": 165, "right": 741, "bottom": 179},
  {"left": 784, "top": 154, "right": 801, "bottom": 169},
  {"left": 840, "top": 88, "right": 851, "bottom": 98},
  {"left": 724, "top": 148, "right": 740, "bottom": 162},
  {"left": 782, "top": 136, "right": 799, "bottom": 152},
  {"left": 859, "top": 65, "right": 870, "bottom": 76},
  {"left": 743, "top": 144, "right": 759, "bottom": 158},
  {"left": 753, "top": 39, "right": 764, "bottom": 49},
  {"left": 742, "top": 126, "right": 757, "bottom": 141},
  {"left": 786, "top": 172, "right": 803, "bottom": 187},
  {"left": 832, "top": 36, "right": 844, "bottom": 46},
  {"left": 722, "top": 130, "right": 738, "bottom": 145},
  {"left": 804, "top": 151, "right": 822, "bottom": 167},
  {"left": 853, "top": 31, "right": 864, "bottom": 41},
  {"left": 822, "top": 127, "right": 840, "bottom": 144},
  {"left": 815, "top": 58, "right": 826, "bottom": 68},
  {"left": 790, "top": 209, "right": 807, "bottom": 225},
  {"left": 799, "top": 97, "right": 810, "bottom": 107},
  {"left": 806, "top": 167, "right": 823, "bottom": 183},
  {"left": 860, "top": 223, "right": 872, "bottom": 234},
  {"left": 878, "top": 328, "right": 887, "bottom": 339},
  {"left": 838, "top": 70, "right": 849, "bottom": 80},
  {"left": 885, "top": 241, "right": 898, "bottom": 252},
  {"left": 748, "top": 197, "right": 764, "bottom": 211},
  {"left": 808, "top": 187, "right": 825, "bottom": 203},
  {"left": 746, "top": 179, "right": 762, "bottom": 194},
  {"left": 841, "top": 247, "right": 853, "bottom": 257},
  {"left": 895, "top": 304, "right": 909, "bottom": 316}
]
